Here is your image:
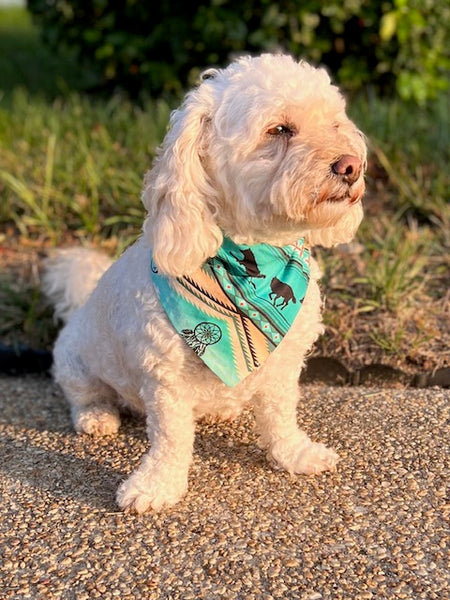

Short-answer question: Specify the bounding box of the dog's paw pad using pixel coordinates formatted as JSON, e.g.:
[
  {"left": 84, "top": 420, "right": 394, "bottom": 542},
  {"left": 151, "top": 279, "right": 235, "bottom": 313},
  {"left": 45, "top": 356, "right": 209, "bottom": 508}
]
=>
[
  {"left": 293, "top": 442, "right": 339, "bottom": 475},
  {"left": 270, "top": 437, "right": 339, "bottom": 475},
  {"left": 116, "top": 473, "right": 186, "bottom": 513},
  {"left": 74, "top": 408, "right": 121, "bottom": 436},
  {"left": 116, "top": 483, "right": 155, "bottom": 514}
]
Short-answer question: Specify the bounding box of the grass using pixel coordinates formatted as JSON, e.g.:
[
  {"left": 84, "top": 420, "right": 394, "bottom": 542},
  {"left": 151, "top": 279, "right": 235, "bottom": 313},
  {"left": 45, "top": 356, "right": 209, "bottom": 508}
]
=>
[
  {"left": 0, "top": 89, "right": 171, "bottom": 249},
  {"left": 0, "top": 6, "right": 448, "bottom": 374},
  {"left": 350, "top": 91, "right": 449, "bottom": 240}
]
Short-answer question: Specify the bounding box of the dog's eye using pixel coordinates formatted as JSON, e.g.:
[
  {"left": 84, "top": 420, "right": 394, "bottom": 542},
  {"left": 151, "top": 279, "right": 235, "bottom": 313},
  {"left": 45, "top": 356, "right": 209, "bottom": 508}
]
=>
[
  {"left": 267, "top": 125, "right": 294, "bottom": 137},
  {"left": 201, "top": 70, "right": 217, "bottom": 81}
]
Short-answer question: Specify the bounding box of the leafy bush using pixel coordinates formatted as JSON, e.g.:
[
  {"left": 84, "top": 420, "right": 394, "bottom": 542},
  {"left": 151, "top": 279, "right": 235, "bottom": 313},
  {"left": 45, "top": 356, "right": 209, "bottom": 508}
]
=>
[
  {"left": 27, "top": 0, "right": 449, "bottom": 102},
  {"left": 379, "top": 0, "right": 449, "bottom": 102}
]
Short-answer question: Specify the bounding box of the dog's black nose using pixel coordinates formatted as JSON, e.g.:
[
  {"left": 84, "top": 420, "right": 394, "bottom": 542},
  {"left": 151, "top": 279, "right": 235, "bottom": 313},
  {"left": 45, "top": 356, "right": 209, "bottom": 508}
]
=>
[{"left": 331, "top": 155, "right": 362, "bottom": 184}]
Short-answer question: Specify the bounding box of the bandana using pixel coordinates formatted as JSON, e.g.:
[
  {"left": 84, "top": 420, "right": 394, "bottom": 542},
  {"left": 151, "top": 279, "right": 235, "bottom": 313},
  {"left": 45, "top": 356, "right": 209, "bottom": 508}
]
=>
[{"left": 151, "top": 237, "right": 310, "bottom": 386}]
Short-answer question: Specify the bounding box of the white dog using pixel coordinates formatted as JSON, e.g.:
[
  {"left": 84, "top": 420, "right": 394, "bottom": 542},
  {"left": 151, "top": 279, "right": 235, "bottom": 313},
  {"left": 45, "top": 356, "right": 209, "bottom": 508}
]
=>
[{"left": 42, "top": 54, "right": 366, "bottom": 513}]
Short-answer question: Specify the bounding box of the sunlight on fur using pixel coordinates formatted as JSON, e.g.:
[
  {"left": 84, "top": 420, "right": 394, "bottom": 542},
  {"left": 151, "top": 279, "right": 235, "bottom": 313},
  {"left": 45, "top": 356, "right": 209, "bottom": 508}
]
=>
[{"left": 42, "top": 54, "right": 367, "bottom": 513}]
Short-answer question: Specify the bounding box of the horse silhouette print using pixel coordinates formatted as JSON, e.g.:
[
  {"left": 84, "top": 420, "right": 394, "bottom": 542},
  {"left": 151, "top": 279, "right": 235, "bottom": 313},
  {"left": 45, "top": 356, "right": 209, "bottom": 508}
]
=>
[
  {"left": 231, "top": 248, "right": 266, "bottom": 288},
  {"left": 269, "top": 277, "right": 297, "bottom": 309}
]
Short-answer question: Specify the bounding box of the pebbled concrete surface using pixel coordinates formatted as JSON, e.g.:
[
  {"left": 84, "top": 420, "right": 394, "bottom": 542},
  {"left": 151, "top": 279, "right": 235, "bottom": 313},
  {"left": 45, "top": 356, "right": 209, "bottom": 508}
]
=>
[{"left": 0, "top": 375, "right": 448, "bottom": 599}]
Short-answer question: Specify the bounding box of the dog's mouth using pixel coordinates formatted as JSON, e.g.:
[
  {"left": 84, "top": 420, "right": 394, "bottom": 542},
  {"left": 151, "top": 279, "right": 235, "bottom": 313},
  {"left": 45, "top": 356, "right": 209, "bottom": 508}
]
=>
[
  {"left": 325, "top": 193, "right": 362, "bottom": 205},
  {"left": 320, "top": 179, "right": 365, "bottom": 205}
]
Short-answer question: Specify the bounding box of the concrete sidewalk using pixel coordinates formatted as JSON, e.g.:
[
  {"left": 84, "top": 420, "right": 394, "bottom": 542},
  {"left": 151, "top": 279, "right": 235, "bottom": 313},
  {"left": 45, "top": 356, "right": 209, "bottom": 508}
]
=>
[{"left": 0, "top": 376, "right": 448, "bottom": 599}]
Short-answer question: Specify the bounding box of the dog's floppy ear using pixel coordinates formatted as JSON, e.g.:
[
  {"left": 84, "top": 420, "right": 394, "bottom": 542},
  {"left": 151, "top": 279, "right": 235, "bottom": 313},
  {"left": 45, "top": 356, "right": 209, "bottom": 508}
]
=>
[{"left": 142, "top": 87, "right": 222, "bottom": 277}]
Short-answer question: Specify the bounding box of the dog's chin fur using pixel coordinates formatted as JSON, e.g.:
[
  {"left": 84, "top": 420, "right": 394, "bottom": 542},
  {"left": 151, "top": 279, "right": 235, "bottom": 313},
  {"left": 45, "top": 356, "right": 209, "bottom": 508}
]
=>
[{"left": 42, "top": 54, "right": 367, "bottom": 513}]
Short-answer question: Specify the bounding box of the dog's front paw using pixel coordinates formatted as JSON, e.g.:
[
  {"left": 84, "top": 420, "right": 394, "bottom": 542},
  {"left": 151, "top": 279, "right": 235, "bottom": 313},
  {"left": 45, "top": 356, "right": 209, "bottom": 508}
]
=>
[
  {"left": 269, "top": 436, "right": 339, "bottom": 475},
  {"left": 73, "top": 406, "right": 121, "bottom": 436},
  {"left": 116, "top": 468, "right": 188, "bottom": 513},
  {"left": 290, "top": 441, "right": 339, "bottom": 474}
]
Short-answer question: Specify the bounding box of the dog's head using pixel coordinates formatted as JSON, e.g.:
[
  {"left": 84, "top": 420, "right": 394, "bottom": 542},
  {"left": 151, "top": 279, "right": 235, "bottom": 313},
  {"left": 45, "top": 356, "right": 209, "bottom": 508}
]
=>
[{"left": 143, "top": 54, "right": 367, "bottom": 276}]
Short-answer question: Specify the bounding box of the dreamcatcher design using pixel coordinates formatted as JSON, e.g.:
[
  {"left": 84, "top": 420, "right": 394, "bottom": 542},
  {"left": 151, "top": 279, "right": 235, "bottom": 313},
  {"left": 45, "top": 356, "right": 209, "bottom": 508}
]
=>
[{"left": 181, "top": 322, "right": 222, "bottom": 357}]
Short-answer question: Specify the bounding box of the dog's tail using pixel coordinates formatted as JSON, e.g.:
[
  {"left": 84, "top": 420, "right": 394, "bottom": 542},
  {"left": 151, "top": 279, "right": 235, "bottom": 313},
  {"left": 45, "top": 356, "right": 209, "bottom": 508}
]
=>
[{"left": 41, "top": 248, "right": 113, "bottom": 323}]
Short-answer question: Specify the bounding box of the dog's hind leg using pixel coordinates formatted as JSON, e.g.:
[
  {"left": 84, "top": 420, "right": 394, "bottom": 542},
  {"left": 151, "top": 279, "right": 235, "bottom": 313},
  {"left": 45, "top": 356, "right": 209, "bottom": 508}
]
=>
[
  {"left": 117, "top": 382, "right": 195, "bottom": 513},
  {"left": 68, "top": 384, "right": 121, "bottom": 437},
  {"left": 54, "top": 356, "right": 121, "bottom": 436}
]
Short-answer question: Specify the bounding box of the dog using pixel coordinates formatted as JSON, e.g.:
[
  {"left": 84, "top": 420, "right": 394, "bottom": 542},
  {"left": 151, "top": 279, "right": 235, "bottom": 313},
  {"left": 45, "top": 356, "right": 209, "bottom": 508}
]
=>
[{"left": 42, "top": 54, "right": 366, "bottom": 513}]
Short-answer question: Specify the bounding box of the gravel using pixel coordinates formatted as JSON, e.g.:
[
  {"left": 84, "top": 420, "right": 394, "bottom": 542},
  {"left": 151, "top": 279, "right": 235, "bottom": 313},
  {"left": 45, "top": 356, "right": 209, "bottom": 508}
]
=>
[{"left": 0, "top": 375, "right": 448, "bottom": 599}]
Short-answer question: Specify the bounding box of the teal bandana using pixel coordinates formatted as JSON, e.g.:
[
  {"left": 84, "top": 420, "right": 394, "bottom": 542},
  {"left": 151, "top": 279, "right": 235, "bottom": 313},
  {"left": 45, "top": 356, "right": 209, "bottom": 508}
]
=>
[{"left": 151, "top": 237, "right": 310, "bottom": 386}]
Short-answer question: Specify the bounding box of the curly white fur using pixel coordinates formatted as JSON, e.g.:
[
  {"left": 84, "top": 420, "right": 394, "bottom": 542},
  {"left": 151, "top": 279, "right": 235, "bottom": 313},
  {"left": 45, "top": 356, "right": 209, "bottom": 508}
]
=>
[{"left": 42, "top": 54, "right": 366, "bottom": 513}]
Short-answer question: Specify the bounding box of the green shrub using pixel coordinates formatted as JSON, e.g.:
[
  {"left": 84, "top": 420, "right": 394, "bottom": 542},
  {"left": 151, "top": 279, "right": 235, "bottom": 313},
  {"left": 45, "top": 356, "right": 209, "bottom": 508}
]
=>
[
  {"left": 26, "top": 0, "right": 449, "bottom": 102},
  {"left": 379, "top": 0, "right": 450, "bottom": 103}
]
